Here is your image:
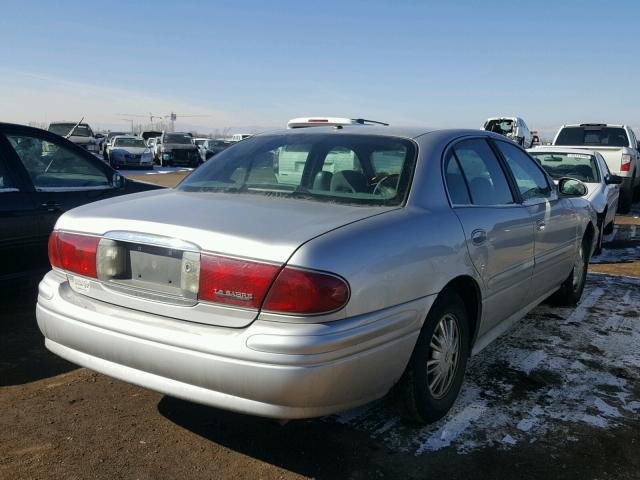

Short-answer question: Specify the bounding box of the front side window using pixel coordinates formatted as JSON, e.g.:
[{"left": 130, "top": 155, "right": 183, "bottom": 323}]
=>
[
  {"left": 530, "top": 151, "right": 599, "bottom": 183},
  {"left": 180, "top": 134, "right": 417, "bottom": 206},
  {"left": 451, "top": 139, "right": 514, "bottom": 206},
  {"left": 8, "top": 134, "right": 110, "bottom": 190},
  {"left": 496, "top": 141, "right": 551, "bottom": 201}
]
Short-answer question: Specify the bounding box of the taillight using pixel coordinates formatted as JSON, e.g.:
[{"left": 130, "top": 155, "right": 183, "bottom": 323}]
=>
[
  {"left": 49, "top": 231, "right": 100, "bottom": 278},
  {"left": 262, "top": 267, "right": 349, "bottom": 315},
  {"left": 48, "top": 231, "right": 62, "bottom": 268},
  {"left": 198, "top": 254, "right": 280, "bottom": 308},
  {"left": 621, "top": 153, "right": 632, "bottom": 172}
]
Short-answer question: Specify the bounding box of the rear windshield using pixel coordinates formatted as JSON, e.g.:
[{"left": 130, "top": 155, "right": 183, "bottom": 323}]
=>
[
  {"left": 555, "top": 126, "right": 629, "bottom": 147},
  {"left": 179, "top": 133, "right": 417, "bottom": 206},
  {"left": 485, "top": 119, "right": 514, "bottom": 135},
  {"left": 114, "top": 138, "right": 146, "bottom": 148},
  {"left": 530, "top": 152, "right": 599, "bottom": 183},
  {"left": 48, "top": 124, "right": 92, "bottom": 137}
]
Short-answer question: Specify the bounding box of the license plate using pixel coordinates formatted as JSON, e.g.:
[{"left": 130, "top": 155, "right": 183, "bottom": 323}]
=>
[{"left": 129, "top": 249, "right": 182, "bottom": 287}]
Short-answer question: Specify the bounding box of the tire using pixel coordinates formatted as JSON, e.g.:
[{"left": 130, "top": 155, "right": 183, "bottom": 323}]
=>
[
  {"left": 397, "top": 290, "right": 470, "bottom": 424},
  {"left": 594, "top": 211, "right": 606, "bottom": 256},
  {"left": 603, "top": 221, "right": 614, "bottom": 235},
  {"left": 548, "top": 234, "right": 590, "bottom": 307},
  {"left": 618, "top": 185, "right": 633, "bottom": 214}
]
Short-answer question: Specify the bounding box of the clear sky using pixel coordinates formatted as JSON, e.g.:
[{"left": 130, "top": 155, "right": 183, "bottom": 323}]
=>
[{"left": 0, "top": 0, "right": 638, "bottom": 136}]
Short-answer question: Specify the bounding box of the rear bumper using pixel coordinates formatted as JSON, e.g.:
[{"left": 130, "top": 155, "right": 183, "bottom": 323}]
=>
[{"left": 36, "top": 271, "right": 429, "bottom": 419}]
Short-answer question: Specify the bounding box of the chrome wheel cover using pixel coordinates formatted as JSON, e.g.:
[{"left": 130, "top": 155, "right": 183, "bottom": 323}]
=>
[{"left": 427, "top": 313, "right": 460, "bottom": 399}]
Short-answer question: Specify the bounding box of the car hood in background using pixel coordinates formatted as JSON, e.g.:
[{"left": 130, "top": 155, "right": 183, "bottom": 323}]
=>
[{"left": 56, "top": 190, "right": 397, "bottom": 263}]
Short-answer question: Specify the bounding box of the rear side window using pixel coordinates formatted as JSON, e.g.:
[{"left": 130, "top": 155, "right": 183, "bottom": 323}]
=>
[
  {"left": 555, "top": 126, "right": 629, "bottom": 147},
  {"left": 495, "top": 141, "right": 551, "bottom": 201},
  {"left": 444, "top": 152, "right": 471, "bottom": 204},
  {"left": 451, "top": 139, "right": 514, "bottom": 206}
]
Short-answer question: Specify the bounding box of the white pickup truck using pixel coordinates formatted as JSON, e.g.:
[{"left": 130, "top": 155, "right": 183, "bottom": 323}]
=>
[{"left": 553, "top": 124, "right": 640, "bottom": 212}]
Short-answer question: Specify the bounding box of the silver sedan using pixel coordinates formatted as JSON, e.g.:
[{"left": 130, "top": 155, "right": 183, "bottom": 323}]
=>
[{"left": 36, "top": 127, "right": 597, "bottom": 423}]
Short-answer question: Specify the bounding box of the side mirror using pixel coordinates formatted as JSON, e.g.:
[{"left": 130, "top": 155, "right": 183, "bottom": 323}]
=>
[
  {"left": 111, "top": 173, "right": 125, "bottom": 189},
  {"left": 605, "top": 174, "right": 624, "bottom": 185},
  {"left": 558, "top": 177, "right": 587, "bottom": 197}
]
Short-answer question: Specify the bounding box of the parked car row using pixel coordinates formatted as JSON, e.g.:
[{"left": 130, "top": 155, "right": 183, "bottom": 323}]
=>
[
  {"left": 0, "top": 122, "right": 161, "bottom": 283},
  {"left": 33, "top": 124, "right": 601, "bottom": 426},
  {"left": 482, "top": 118, "right": 639, "bottom": 214}
]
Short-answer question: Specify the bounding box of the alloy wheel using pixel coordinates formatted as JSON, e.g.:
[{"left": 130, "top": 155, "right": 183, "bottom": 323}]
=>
[{"left": 427, "top": 313, "right": 460, "bottom": 399}]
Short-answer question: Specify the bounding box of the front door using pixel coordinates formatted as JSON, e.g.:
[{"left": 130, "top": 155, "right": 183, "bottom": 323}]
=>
[
  {"left": 3, "top": 129, "right": 116, "bottom": 258},
  {"left": 493, "top": 140, "right": 579, "bottom": 302},
  {"left": 0, "top": 146, "right": 43, "bottom": 280}
]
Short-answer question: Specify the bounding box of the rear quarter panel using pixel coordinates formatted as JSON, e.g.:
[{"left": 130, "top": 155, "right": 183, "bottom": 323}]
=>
[{"left": 285, "top": 205, "right": 473, "bottom": 320}]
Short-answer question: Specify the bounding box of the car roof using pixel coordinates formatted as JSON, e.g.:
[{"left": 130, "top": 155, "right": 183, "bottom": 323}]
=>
[
  {"left": 252, "top": 125, "right": 510, "bottom": 141},
  {"left": 485, "top": 117, "right": 521, "bottom": 121},
  {"left": 528, "top": 146, "right": 599, "bottom": 156},
  {"left": 560, "top": 123, "right": 625, "bottom": 128},
  {"left": 255, "top": 125, "right": 434, "bottom": 139}
]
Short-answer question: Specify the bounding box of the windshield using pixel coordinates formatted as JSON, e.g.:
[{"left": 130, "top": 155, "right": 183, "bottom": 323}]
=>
[
  {"left": 194, "top": 139, "right": 206, "bottom": 146},
  {"left": 141, "top": 131, "right": 162, "bottom": 140},
  {"left": 107, "top": 132, "right": 127, "bottom": 141},
  {"left": 530, "top": 152, "right": 599, "bottom": 182},
  {"left": 164, "top": 133, "right": 193, "bottom": 144},
  {"left": 179, "top": 134, "right": 416, "bottom": 206},
  {"left": 555, "top": 126, "right": 629, "bottom": 147},
  {"left": 49, "top": 123, "right": 92, "bottom": 137},
  {"left": 114, "top": 137, "right": 146, "bottom": 148}
]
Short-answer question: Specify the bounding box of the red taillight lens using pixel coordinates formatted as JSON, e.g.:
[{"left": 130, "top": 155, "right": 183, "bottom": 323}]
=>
[
  {"left": 198, "top": 254, "right": 280, "bottom": 308},
  {"left": 262, "top": 267, "right": 349, "bottom": 315},
  {"left": 621, "top": 154, "right": 632, "bottom": 172},
  {"left": 48, "top": 231, "right": 62, "bottom": 268},
  {"left": 50, "top": 231, "right": 100, "bottom": 278}
]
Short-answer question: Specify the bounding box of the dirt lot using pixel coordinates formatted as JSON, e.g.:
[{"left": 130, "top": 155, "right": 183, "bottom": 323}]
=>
[{"left": 1, "top": 174, "right": 639, "bottom": 480}]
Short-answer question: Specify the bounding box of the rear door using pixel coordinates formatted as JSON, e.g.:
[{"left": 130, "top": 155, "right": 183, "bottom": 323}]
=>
[
  {"left": 445, "top": 138, "right": 535, "bottom": 335},
  {"left": 493, "top": 140, "right": 579, "bottom": 302},
  {"left": 0, "top": 136, "right": 44, "bottom": 280}
]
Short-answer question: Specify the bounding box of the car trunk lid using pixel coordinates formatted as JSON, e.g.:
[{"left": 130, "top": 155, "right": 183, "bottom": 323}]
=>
[{"left": 55, "top": 189, "right": 395, "bottom": 327}]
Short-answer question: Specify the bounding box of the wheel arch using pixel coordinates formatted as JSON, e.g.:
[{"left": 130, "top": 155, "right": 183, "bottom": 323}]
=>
[{"left": 438, "top": 275, "right": 482, "bottom": 353}]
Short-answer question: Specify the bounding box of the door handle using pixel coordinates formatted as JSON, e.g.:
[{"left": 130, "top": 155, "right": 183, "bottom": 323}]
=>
[
  {"left": 40, "top": 201, "right": 62, "bottom": 212},
  {"left": 471, "top": 229, "right": 487, "bottom": 246},
  {"left": 536, "top": 220, "right": 546, "bottom": 231}
]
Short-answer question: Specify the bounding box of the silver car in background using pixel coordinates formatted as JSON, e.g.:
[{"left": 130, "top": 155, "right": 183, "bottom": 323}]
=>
[
  {"left": 36, "top": 128, "right": 596, "bottom": 423},
  {"left": 529, "top": 147, "right": 622, "bottom": 254}
]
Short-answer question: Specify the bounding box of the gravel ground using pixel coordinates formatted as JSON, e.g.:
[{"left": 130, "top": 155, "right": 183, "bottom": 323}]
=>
[{"left": 1, "top": 173, "right": 639, "bottom": 480}]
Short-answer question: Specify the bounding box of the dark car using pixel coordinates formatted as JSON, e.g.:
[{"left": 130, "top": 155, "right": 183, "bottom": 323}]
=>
[
  {"left": 203, "top": 139, "right": 231, "bottom": 161},
  {"left": 156, "top": 132, "right": 200, "bottom": 167},
  {"left": 0, "top": 122, "right": 163, "bottom": 283}
]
